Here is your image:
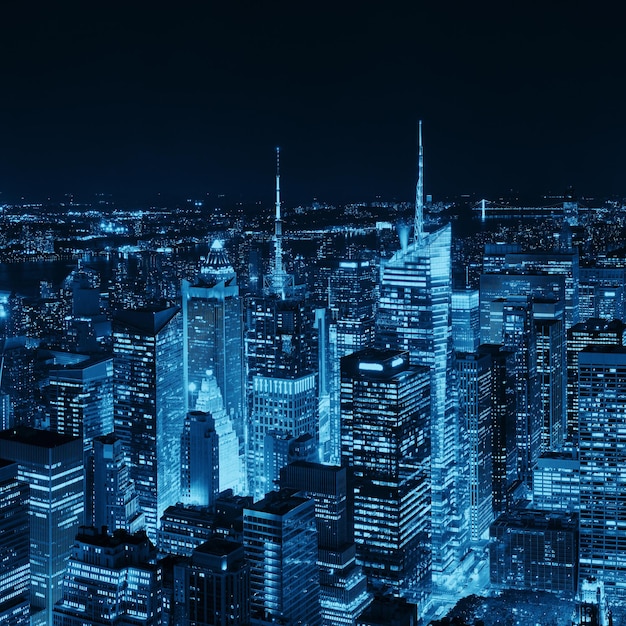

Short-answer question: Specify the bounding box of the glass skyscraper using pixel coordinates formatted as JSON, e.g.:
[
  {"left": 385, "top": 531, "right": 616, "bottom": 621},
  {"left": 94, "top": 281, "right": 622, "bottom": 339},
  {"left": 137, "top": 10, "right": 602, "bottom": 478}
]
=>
[
  {"left": 113, "top": 305, "right": 185, "bottom": 541},
  {"left": 376, "top": 224, "right": 470, "bottom": 583}
]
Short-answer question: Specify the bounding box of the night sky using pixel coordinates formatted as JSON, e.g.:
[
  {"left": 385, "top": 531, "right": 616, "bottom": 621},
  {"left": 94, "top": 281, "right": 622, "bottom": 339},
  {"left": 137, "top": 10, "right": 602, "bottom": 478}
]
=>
[{"left": 0, "top": 3, "right": 624, "bottom": 205}]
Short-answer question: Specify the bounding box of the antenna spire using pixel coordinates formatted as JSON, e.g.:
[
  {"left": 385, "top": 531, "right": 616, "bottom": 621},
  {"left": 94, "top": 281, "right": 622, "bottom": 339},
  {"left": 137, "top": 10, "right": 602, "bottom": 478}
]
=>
[{"left": 414, "top": 120, "right": 424, "bottom": 245}]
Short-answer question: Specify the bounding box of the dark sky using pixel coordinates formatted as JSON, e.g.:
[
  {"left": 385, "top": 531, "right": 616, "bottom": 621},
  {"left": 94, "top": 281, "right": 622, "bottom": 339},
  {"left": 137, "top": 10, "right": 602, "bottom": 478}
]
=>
[{"left": 0, "top": 3, "right": 625, "bottom": 205}]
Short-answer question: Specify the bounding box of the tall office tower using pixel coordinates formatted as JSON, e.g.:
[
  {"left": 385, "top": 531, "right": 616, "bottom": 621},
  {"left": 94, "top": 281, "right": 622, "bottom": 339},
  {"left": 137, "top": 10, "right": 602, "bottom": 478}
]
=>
[
  {"left": 456, "top": 352, "right": 493, "bottom": 540},
  {"left": 341, "top": 349, "right": 431, "bottom": 603},
  {"left": 0, "top": 460, "right": 29, "bottom": 625},
  {"left": 53, "top": 527, "right": 161, "bottom": 626},
  {"left": 172, "top": 538, "right": 249, "bottom": 626},
  {"left": 113, "top": 305, "right": 185, "bottom": 541},
  {"left": 264, "top": 431, "right": 317, "bottom": 489},
  {"left": 280, "top": 461, "right": 371, "bottom": 625},
  {"left": 479, "top": 272, "right": 565, "bottom": 344},
  {"left": 452, "top": 289, "right": 480, "bottom": 353},
  {"left": 182, "top": 240, "right": 245, "bottom": 443},
  {"left": 376, "top": 123, "right": 468, "bottom": 582},
  {"left": 158, "top": 505, "right": 215, "bottom": 557},
  {"left": 533, "top": 299, "right": 566, "bottom": 452},
  {"left": 327, "top": 258, "right": 377, "bottom": 464},
  {"left": 476, "top": 344, "right": 517, "bottom": 515},
  {"left": 93, "top": 433, "right": 145, "bottom": 534},
  {"left": 0, "top": 427, "right": 83, "bottom": 625},
  {"left": 243, "top": 489, "right": 321, "bottom": 626},
  {"left": 48, "top": 356, "right": 113, "bottom": 523},
  {"left": 578, "top": 346, "right": 626, "bottom": 599},
  {"left": 180, "top": 411, "right": 220, "bottom": 507},
  {"left": 482, "top": 245, "right": 580, "bottom": 328},
  {"left": 487, "top": 298, "right": 541, "bottom": 486},
  {"left": 566, "top": 318, "right": 626, "bottom": 442},
  {"left": 579, "top": 266, "right": 626, "bottom": 322},
  {"left": 195, "top": 374, "right": 241, "bottom": 494}
]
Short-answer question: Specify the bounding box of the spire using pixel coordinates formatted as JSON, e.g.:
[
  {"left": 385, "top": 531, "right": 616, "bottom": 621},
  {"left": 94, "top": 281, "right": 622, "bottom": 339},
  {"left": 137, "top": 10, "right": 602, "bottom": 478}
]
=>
[
  {"left": 264, "top": 147, "right": 293, "bottom": 298},
  {"left": 414, "top": 120, "right": 424, "bottom": 245}
]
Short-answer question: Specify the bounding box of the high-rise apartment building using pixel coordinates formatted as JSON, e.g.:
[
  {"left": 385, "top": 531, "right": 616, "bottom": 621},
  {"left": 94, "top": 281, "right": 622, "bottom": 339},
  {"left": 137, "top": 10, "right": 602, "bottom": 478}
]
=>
[
  {"left": 243, "top": 489, "right": 321, "bottom": 626},
  {"left": 341, "top": 349, "right": 431, "bottom": 603},
  {"left": 0, "top": 427, "right": 83, "bottom": 625},
  {"left": 113, "top": 305, "right": 185, "bottom": 541}
]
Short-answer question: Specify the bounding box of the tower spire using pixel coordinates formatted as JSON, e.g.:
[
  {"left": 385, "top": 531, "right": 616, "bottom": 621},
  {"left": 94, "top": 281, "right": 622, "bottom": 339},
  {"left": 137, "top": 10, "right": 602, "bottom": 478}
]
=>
[
  {"left": 272, "top": 147, "right": 284, "bottom": 295},
  {"left": 414, "top": 120, "right": 424, "bottom": 245}
]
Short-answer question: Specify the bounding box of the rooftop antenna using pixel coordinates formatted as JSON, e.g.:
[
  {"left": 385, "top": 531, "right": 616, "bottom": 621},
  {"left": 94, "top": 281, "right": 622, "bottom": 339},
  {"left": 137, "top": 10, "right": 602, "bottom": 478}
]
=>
[{"left": 414, "top": 120, "right": 424, "bottom": 245}]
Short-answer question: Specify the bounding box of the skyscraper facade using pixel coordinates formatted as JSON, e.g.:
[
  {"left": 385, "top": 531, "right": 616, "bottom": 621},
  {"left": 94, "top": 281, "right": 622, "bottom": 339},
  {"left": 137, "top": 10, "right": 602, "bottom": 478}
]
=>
[
  {"left": 0, "top": 460, "right": 29, "bottom": 626},
  {"left": 376, "top": 224, "right": 470, "bottom": 582},
  {"left": 113, "top": 305, "right": 185, "bottom": 540},
  {"left": 243, "top": 489, "right": 321, "bottom": 626},
  {"left": 341, "top": 349, "right": 431, "bottom": 602},
  {"left": 0, "top": 427, "right": 84, "bottom": 625},
  {"left": 578, "top": 346, "right": 626, "bottom": 599}
]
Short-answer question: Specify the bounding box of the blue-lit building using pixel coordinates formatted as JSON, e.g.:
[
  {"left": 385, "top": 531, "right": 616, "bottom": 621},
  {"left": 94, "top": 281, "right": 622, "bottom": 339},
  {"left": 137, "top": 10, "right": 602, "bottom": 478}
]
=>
[
  {"left": 456, "top": 351, "right": 493, "bottom": 540},
  {"left": 93, "top": 432, "right": 145, "bottom": 534},
  {"left": 182, "top": 240, "right": 245, "bottom": 459},
  {"left": 180, "top": 411, "right": 220, "bottom": 507},
  {"left": 280, "top": 461, "right": 372, "bottom": 625},
  {"left": 0, "top": 427, "right": 84, "bottom": 625},
  {"left": 172, "top": 538, "right": 250, "bottom": 626},
  {"left": 452, "top": 289, "right": 480, "bottom": 353},
  {"left": 341, "top": 348, "right": 431, "bottom": 604},
  {"left": 243, "top": 488, "right": 321, "bottom": 626},
  {"left": 53, "top": 527, "right": 160, "bottom": 625},
  {"left": 376, "top": 223, "right": 470, "bottom": 583},
  {"left": 578, "top": 346, "right": 626, "bottom": 599},
  {"left": 0, "top": 460, "right": 29, "bottom": 625},
  {"left": 113, "top": 305, "right": 185, "bottom": 541}
]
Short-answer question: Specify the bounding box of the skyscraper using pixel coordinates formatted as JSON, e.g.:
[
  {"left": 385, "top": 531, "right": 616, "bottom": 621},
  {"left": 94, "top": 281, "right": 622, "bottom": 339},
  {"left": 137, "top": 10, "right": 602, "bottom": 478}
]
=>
[
  {"left": 456, "top": 351, "right": 493, "bottom": 540},
  {"left": 182, "top": 240, "right": 245, "bottom": 447},
  {"left": 578, "top": 346, "right": 626, "bottom": 599},
  {"left": 376, "top": 126, "right": 469, "bottom": 581},
  {"left": 0, "top": 460, "right": 29, "bottom": 626},
  {"left": 92, "top": 432, "right": 145, "bottom": 534},
  {"left": 243, "top": 488, "right": 321, "bottom": 626},
  {"left": 113, "top": 305, "right": 185, "bottom": 541},
  {"left": 0, "top": 427, "right": 84, "bottom": 625},
  {"left": 280, "top": 461, "right": 371, "bottom": 625},
  {"left": 341, "top": 348, "right": 431, "bottom": 603}
]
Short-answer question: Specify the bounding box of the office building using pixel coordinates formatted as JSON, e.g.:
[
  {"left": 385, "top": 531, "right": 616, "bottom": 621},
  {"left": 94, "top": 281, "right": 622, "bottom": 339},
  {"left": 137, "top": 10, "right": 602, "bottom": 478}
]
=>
[
  {"left": 452, "top": 289, "right": 480, "bottom": 353},
  {"left": 172, "top": 538, "right": 249, "bottom": 626},
  {"left": 566, "top": 318, "right": 626, "bottom": 441},
  {"left": 280, "top": 461, "right": 371, "bottom": 625},
  {"left": 243, "top": 489, "right": 321, "bottom": 626},
  {"left": 0, "top": 427, "right": 83, "bottom": 625},
  {"left": 0, "top": 460, "right": 29, "bottom": 625},
  {"left": 113, "top": 305, "right": 185, "bottom": 541},
  {"left": 489, "top": 509, "right": 578, "bottom": 595},
  {"left": 341, "top": 349, "right": 431, "bottom": 602},
  {"left": 180, "top": 411, "right": 220, "bottom": 507},
  {"left": 53, "top": 527, "right": 160, "bottom": 625},
  {"left": 578, "top": 346, "right": 626, "bottom": 599},
  {"left": 48, "top": 356, "right": 113, "bottom": 523},
  {"left": 532, "top": 451, "right": 579, "bottom": 513},
  {"left": 93, "top": 433, "right": 145, "bottom": 534},
  {"left": 456, "top": 352, "right": 493, "bottom": 540},
  {"left": 182, "top": 240, "right": 245, "bottom": 448}
]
